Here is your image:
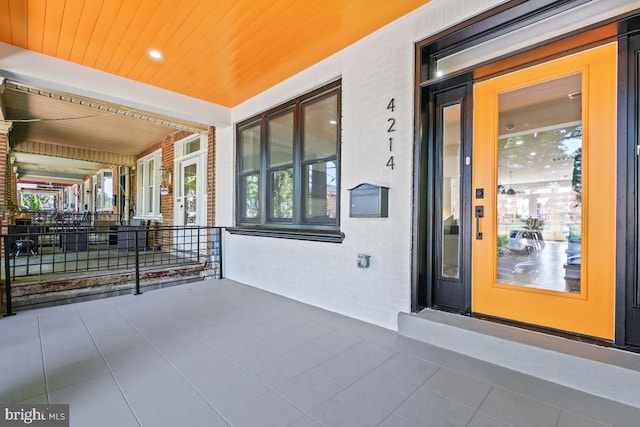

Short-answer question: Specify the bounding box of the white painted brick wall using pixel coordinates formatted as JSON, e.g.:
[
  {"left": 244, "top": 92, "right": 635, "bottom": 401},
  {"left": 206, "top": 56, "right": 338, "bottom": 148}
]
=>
[{"left": 216, "top": 0, "right": 505, "bottom": 330}]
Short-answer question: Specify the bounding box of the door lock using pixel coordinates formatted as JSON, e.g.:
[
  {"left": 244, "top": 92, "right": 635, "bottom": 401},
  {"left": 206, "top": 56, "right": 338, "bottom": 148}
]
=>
[{"left": 475, "top": 205, "right": 484, "bottom": 240}]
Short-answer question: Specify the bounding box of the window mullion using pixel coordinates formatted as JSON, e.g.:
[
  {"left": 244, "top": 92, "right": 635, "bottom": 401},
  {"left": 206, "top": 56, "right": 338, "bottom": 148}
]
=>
[
  {"left": 259, "top": 118, "right": 269, "bottom": 225},
  {"left": 292, "top": 103, "right": 302, "bottom": 225},
  {"left": 234, "top": 79, "right": 341, "bottom": 233}
]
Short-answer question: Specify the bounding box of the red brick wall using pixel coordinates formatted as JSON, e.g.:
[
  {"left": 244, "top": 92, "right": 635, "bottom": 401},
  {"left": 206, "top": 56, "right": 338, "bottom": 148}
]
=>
[
  {"left": 207, "top": 126, "right": 215, "bottom": 226},
  {"left": 132, "top": 128, "right": 216, "bottom": 254},
  {"left": 0, "top": 132, "right": 7, "bottom": 217}
]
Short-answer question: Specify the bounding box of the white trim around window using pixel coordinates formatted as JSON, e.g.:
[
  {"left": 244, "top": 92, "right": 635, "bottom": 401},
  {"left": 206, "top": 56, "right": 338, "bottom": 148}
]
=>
[{"left": 135, "top": 149, "right": 162, "bottom": 221}]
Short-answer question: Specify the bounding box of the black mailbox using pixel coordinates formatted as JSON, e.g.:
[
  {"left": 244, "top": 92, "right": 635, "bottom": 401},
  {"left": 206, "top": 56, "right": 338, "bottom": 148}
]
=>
[{"left": 349, "top": 183, "right": 389, "bottom": 218}]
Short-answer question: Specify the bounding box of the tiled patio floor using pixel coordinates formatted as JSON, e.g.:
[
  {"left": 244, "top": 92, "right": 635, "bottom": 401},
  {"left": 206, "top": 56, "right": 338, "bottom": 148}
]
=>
[{"left": 1, "top": 279, "right": 638, "bottom": 426}]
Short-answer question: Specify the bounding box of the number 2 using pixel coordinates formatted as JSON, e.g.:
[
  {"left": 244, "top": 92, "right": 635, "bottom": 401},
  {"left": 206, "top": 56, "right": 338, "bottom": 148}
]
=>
[{"left": 387, "top": 118, "right": 396, "bottom": 133}]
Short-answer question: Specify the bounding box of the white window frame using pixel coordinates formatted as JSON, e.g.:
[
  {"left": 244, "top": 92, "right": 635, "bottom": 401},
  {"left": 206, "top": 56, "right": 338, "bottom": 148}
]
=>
[
  {"left": 174, "top": 134, "right": 208, "bottom": 227},
  {"left": 175, "top": 134, "right": 206, "bottom": 158},
  {"left": 136, "top": 150, "right": 162, "bottom": 220},
  {"left": 95, "top": 168, "right": 114, "bottom": 212}
]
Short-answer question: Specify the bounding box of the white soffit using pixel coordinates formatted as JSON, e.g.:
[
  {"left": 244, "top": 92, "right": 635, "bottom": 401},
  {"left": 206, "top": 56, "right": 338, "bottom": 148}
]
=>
[
  {"left": 437, "top": 0, "right": 639, "bottom": 76},
  {"left": 0, "top": 42, "right": 231, "bottom": 128}
]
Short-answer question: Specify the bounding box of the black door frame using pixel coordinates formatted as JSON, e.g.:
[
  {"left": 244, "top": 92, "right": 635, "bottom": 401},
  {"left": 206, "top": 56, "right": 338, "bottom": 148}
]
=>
[
  {"left": 413, "top": 77, "right": 472, "bottom": 313},
  {"left": 412, "top": 0, "right": 640, "bottom": 349},
  {"left": 412, "top": 0, "right": 592, "bottom": 314},
  {"left": 619, "top": 19, "right": 640, "bottom": 349}
]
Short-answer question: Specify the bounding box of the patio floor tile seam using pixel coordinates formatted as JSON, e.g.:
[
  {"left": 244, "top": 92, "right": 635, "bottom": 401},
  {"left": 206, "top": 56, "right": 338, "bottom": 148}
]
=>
[
  {"left": 144, "top": 296, "right": 408, "bottom": 425},
  {"left": 142, "top": 298, "right": 338, "bottom": 425},
  {"left": 36, "top": 316, "right": 51, "bottom": 405},
  {"left": 144, "top": 286, "right": 499, "bottom": 425},
  {"left": 374, "top": 370, "right": 441, "bottom": 427},
  {"left": 464, "top": 385, "right": 500, "bottom": 427},
  {"left": 145, "top": 295, "right": 350, "bottom": 373},
  {"left": 75, "top": 307, "right": 144, "bottom": 427},
  {"left": 108, "top": 302, "right": 234, "bottom": 426},
  {"left": 482, "top": 384, "right": 611, "bottom": 427}
]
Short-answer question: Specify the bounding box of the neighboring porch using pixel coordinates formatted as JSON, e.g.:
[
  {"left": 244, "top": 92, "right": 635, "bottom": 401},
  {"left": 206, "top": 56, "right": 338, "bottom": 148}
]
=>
[{"left": 2, "top": 225, "right": 223, "bottom": 313}]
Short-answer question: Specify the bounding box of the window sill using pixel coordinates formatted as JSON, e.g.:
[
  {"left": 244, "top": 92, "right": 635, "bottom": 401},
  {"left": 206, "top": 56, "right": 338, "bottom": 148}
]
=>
[
  {"left": 227, "top": 227, "right": 345, "bottom": 243},
  {"left": 133, "top": 215, "right": 163, "bottom": 223}
]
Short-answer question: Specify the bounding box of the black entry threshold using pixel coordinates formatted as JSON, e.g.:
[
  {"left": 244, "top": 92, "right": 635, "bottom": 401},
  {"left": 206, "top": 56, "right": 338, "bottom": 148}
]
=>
[{"left": 398, "top": 308, "right": 640, "bottom": 409}]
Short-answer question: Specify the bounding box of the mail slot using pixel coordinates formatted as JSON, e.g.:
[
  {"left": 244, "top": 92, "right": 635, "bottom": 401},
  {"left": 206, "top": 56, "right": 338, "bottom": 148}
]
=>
[{"left": 349, "top": 183, "right": 389, "bottom": 218}]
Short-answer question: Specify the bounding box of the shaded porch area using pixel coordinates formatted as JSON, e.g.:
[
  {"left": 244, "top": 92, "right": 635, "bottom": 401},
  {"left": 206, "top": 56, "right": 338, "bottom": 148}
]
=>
[{"left": 1, "top": 279, "right": 638, "bottom": 427}]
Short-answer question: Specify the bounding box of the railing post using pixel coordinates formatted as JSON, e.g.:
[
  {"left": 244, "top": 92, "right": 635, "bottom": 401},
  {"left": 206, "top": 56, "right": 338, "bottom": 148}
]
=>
[
  {"left": 219, "top": 227, "right": 223, "bottom": 279},
  {"left": 197, "top": 226, "right": 201, "bottom": 261},
  {"left": 134, "top": 229, "right": 142, "bottom": 295},
  {"left": 4, "top": 235, "right": 14, "bottom": 316}
]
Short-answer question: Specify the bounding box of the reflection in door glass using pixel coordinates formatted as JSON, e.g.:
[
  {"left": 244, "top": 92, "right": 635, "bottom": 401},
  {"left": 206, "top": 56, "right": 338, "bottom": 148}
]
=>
[
  {"left": 183, "top": 164, "right": 197, "bottom": 225},
  {"left": 441, "top": 104, "right": 461, "bottom": 279},
  {"left": 497, "top": 74, "right": 582, "bottom": 293}
]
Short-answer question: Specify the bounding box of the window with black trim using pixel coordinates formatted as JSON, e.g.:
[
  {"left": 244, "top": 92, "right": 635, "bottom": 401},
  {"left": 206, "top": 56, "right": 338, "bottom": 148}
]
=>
[{"left": 235, "top": 80, "right": 341, "bottom": 238}]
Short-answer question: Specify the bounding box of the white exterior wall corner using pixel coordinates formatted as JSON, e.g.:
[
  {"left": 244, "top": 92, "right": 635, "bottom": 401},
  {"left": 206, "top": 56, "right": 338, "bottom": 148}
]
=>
[{"left": 216, "top": 0, "right": 506, "bottom": 330}]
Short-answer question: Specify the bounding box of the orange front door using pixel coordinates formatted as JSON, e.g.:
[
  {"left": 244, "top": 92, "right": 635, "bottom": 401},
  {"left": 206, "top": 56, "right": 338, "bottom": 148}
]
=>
[{"left": 472, "top": 43, "right": 617, "bottom": 340}]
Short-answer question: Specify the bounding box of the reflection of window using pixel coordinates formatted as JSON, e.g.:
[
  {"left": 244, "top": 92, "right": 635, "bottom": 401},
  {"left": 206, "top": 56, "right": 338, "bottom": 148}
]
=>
[
  {"left": 95, "top": 169, "right": 113, "bottom": 211},
  {"left": 20, "top": 192, "right": 56, "bottom": 210},
  {"left": 136, "top": 150, "right": 161, "bottom": 218},
  {"left": 176, "top": 134, "right": 205, "bottom": 157},
  {"left": 236, "top": 80, "right": 341, "bottom": 232}
]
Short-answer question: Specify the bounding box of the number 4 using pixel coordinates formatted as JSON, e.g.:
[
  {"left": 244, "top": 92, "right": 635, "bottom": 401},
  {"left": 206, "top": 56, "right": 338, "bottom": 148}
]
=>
[
  {"left": 386, "top": 156, "right": 395, "bottom": 170},
  {"left": 387, "top": 98, "right": 395, "bottom": 112}
]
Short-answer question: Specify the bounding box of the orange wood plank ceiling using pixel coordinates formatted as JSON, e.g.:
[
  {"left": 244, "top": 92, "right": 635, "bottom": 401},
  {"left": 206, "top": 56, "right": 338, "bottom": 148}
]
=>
[{"left": 0, "top": 0, "right": 431, "bottom": 107}]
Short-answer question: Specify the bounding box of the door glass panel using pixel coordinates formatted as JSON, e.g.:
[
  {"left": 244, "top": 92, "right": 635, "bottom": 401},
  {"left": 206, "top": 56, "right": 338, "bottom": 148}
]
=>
[
  {"left": 185, "top": 138, "right": 200, "bottom": 155},
  {"left": 496, "top": 74, "right": 582, "bottom": 293},
  {"left": 147, "top": 159, "right": 154, "bottom": 214},
  {"left": 183, "top": 163, "right": 197, "bottom": 225},
  {"left": 441, "top": 104, "right": 461, "bottom": 279}
]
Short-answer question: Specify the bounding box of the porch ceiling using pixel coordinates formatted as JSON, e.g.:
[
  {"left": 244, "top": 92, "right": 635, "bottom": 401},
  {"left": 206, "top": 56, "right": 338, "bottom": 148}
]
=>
[
  {"left": 0, "top": 78, "right": 208, "bottom": 184},
  {"left": 0, "top": 0, "right": 431, "bottom": 186},
  {"left": 0, "top": 0, "right": 431, "bottom": 108}
]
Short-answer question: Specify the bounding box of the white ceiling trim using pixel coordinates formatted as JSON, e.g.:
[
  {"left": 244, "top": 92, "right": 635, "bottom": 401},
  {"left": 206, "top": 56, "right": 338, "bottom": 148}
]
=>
[
  {"left": 13, "top": 141, "right": 136, "bottom": 166},
  {"left": 6, "top": 81, "right": 209, "bottom": 134},
  {"left": 0, "top": 42, "right": 231, "bottom": 128}
]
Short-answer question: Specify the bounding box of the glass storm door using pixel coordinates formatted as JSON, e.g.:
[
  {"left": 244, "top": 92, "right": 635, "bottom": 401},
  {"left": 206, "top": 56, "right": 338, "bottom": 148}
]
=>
[
  {"left": 175, "top": 156, "right": 203, "bottom": 252},
  {"left": 432, "top": 85, "right": 471, "bottom": 311},
  {"left": 472, "top": 44, "right": 617, "bottom": 339}
]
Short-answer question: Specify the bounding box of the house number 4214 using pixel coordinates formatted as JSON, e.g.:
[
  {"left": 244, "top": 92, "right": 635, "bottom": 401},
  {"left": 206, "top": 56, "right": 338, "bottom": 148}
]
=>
[{"left": 386, "top": 98, "right": 396, "bottom": 170}]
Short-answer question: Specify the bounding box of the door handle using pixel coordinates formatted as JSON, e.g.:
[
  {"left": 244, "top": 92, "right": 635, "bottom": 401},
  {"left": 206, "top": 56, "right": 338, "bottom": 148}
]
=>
[{"left": 475, "top": 205, "right": 484, "bottom": 240}]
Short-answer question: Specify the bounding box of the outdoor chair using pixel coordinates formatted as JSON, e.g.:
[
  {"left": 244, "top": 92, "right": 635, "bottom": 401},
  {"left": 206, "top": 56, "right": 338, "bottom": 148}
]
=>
[{"left": 14, "top": 238, "right": 37, "bottom": 257}]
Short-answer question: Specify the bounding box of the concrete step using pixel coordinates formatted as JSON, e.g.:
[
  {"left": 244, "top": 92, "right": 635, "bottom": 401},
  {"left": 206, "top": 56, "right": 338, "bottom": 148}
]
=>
[
  {"left": 7, "top": 265, "right": 207, "bottom": 312},
  {"left": 12, "top": 274, "right": 203, "bottom": 311},
  {"left": 398, "top": 308, "right": 640, "bottom": 409}
]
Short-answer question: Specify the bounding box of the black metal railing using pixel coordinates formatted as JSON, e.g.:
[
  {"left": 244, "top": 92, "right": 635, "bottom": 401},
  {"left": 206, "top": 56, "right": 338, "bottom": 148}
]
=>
[
  {"left": 16, "top": 210, "right": 124, "bottom": 227},
  {"left": 2, "top": 225, "right": 223, "bottom": 316}
]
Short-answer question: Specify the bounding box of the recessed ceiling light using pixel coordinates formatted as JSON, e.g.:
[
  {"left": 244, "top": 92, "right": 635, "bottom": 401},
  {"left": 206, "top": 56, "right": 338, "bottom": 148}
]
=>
[
  {"left": 329, "top": 120, "right": 337, "bottom": 125},
  {"left": 149, "top": 49, "right": 163, "bottom": 60},
  {"left": 530, "top": 152, "right": 537, "bottom": 156}
]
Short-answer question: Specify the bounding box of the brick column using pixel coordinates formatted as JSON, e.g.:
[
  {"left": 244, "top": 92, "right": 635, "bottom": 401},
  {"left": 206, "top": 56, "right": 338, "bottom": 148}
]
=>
[
  {"left": 0, "top": 121, "right": 11, "bottom": 315},
  {"left": 0, "top": 122, "right": 11, "bottom": 218},
  {"left": 207, "top": 126, "right": 216, "bottom": 226}
]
